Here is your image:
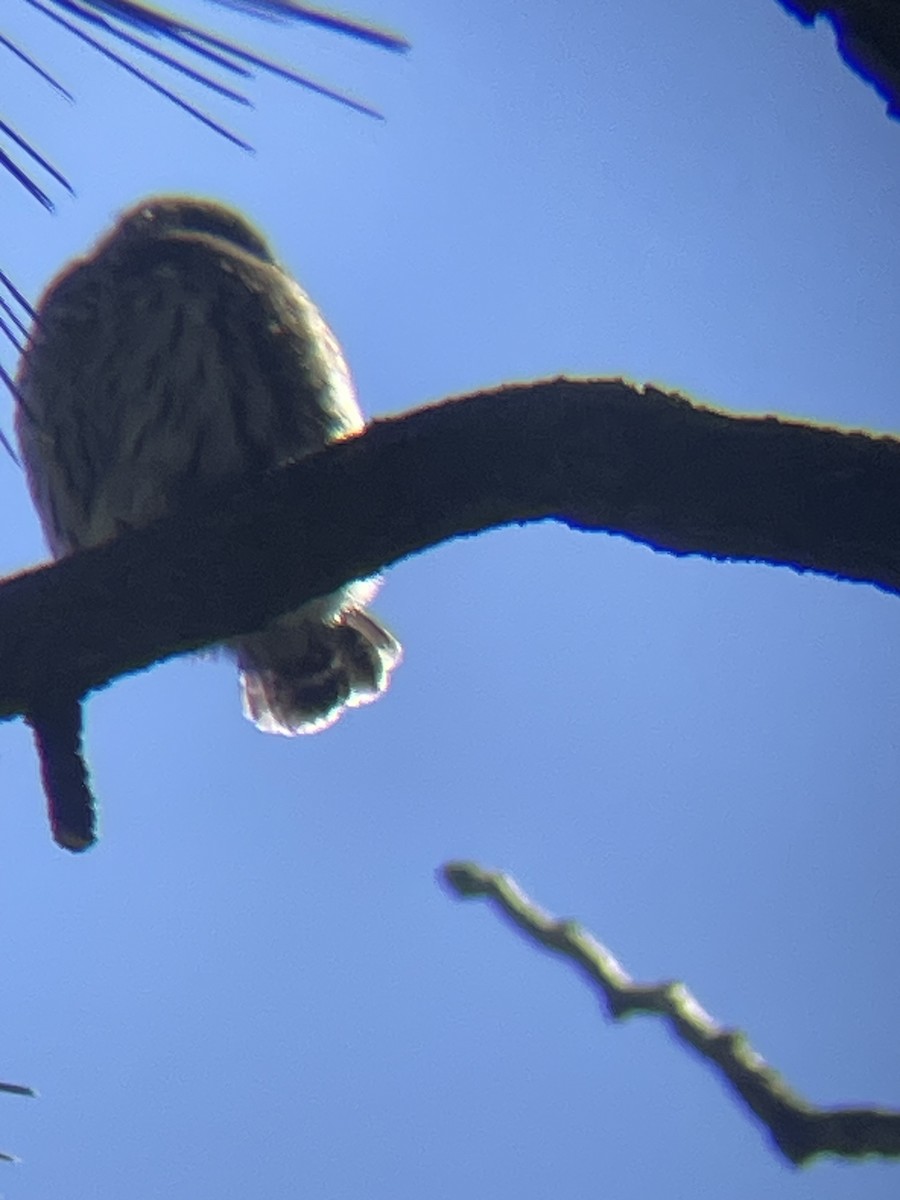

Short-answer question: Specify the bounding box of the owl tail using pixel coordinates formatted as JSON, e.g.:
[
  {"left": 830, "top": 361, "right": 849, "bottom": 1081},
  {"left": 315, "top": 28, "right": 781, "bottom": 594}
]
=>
[{"left": 233, "top": 608, "right": 402, "bottom": 736}]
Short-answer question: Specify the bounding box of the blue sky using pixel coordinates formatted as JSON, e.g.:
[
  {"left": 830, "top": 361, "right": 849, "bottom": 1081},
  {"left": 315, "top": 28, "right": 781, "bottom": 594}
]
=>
[{"left": 1, "top": 1, "right": 899, "bottom": 1196}]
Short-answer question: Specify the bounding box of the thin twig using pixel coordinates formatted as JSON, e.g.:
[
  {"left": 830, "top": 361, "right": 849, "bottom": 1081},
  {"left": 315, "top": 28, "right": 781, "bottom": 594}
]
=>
[{"left": 440, "top": 861, "right": 900, "bottom": 1165}]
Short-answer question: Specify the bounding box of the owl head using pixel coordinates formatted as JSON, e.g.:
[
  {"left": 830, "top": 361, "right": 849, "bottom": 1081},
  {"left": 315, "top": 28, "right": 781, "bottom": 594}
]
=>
[{"left": 98, "top": 195, "right": 276, "bottom": 264}]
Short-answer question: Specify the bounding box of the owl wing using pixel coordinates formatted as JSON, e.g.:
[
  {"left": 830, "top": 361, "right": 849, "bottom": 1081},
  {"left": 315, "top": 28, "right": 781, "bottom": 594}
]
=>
[{"left": 16, "top": 230, "right": 363, "bottom": 556}]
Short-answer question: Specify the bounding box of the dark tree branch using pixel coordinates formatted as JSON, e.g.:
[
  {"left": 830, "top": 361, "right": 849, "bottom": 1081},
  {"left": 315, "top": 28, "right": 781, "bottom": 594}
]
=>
[
  {"left": 25, "top": 696, "right": 94, "bottom": 850},
  {"left": 2, "top": 377, "right": 899, "bottom": 844},
  {"left": 441, "top": 861, "right": 900, "bottom": 1165},
  {"left": 778, "top": 0, "right": 900, "bottom": 116},
  {"left": 3, "top": 377, "right": 900, "bottom": 722}
]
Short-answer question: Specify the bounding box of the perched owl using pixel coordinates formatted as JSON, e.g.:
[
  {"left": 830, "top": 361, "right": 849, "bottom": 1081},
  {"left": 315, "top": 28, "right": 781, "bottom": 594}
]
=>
[{"left": 16, "top": 195, "right": 401, "bottom": 737}]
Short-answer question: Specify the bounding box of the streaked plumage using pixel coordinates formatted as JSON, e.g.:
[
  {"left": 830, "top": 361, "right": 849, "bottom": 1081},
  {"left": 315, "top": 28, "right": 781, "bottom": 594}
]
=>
[{"left": 16, "top": 195, "right": 400, "bottom": 735}]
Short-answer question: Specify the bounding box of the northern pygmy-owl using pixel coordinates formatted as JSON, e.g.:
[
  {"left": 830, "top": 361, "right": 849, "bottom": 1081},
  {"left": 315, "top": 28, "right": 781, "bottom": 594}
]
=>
[{"left": 16, "top": 196, "right": 401, "bottom": 736}]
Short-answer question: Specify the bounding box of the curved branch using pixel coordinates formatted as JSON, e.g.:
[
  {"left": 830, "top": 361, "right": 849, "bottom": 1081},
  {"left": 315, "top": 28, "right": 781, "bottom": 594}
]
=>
[
  {"left": 2, "top": 377, "right": 899, "bottom": 721},
  {"left": 441, "top": 861, "right": 900, "bottom": 1165},
  {"left": 4, "top": 376, "right": 900, "bottom": 847}
]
